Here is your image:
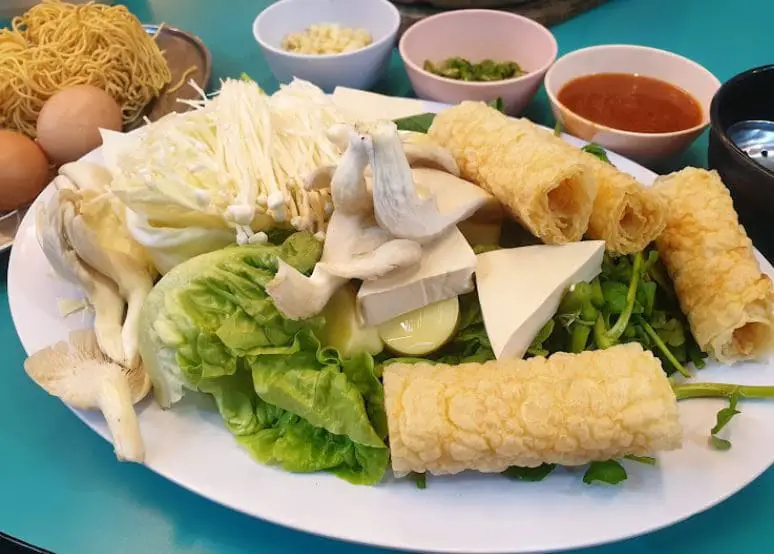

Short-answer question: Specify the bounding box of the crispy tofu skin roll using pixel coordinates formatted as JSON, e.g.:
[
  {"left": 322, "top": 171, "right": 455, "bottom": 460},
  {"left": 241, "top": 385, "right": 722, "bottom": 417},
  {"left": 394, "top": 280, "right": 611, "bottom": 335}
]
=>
[
  {"left": 429, "top": 102, "right": 596, "bottom": 244},
  {"left": 510, "top": 116, "right": 666, "bottom": 254},
  {"left": 654, "top": 168, "right": 774, "bottom": 364},
  {"left": 384, "top": 343, "right": 681, "bottom": 476},
  {"left": 582, "top": 154, "right": 667, "bottom": 254}
]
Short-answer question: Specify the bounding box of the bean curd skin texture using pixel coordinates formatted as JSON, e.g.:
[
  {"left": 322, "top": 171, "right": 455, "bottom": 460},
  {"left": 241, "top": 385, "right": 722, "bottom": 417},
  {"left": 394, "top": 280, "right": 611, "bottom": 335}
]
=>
[
  {"left": 429, "top": 102, "right": 665, "bottom": 253},
  {"left": 384, "top": 343, "right": 682, "bottom": 476},
  {"left": 429, "top": 102, "right": 596, "bottom": 245},
  {"left": 505, "top": 115, "right": 666, "bottom": 255},
  {"left": 654, "top": 168, "right": 774, "bottom": 364}
]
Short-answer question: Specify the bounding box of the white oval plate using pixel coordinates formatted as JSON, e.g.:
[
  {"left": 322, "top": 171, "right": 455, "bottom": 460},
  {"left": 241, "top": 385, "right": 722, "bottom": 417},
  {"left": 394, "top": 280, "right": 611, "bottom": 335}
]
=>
[{"left": 9, "top": 99, "right": 774, "bottom": 554}]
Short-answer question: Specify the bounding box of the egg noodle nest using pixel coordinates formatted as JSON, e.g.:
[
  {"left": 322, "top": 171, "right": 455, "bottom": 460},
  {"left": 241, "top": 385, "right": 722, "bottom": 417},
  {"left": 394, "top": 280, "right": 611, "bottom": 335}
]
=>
[{"left": 0, "top": 0, "right": 174, "bottom": 138}]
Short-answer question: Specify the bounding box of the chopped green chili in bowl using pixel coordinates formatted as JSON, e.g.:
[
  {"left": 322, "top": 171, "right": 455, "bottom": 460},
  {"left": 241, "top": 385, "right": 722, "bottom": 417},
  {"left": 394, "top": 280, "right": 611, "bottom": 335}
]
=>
[{"left": 423, "top": 57, "right": 525, "bottom": 82}]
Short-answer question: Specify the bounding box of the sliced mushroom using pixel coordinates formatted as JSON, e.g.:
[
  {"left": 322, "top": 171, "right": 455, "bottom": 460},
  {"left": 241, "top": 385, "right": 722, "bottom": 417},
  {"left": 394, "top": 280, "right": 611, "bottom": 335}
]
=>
[
  {"left": 24, "top": 329, "right": 150, "bottom": 462},
  {"left": 266, "top": 210, "right": 421, "bottom": 320},
  {"left": 36, "top": 165, "right": 156, "bottom": 369},
  {"left": 63, "top": 208, "right": 154, "bottom": 370},
  {"left": 303, "top": 126, "right": 373, "bottom": 215},
  {"left": 36, "top": 192, "right": 126, "bottom": 365},
  {"left": 363, "top": 120, "right": 487, "bottom": 244},
  {"left": 399, "top": 131, "right": 460, "bottom": 176}
]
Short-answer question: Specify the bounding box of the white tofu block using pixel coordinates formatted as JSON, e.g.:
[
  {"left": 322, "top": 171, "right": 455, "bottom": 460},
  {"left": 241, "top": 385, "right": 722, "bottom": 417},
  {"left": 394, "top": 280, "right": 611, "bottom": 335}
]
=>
[
  {"left": 476, "top": 241, "right": 606, "bottom": 360},
  {"left": 357, "top": 228, "right": 476, "bottom": 327}
]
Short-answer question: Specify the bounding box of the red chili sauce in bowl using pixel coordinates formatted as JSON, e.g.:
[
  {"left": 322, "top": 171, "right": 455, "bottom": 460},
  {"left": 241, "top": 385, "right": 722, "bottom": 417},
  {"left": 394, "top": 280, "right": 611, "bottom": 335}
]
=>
[{"left": 557, "top": 73, "right": 703, "bottom": 134}]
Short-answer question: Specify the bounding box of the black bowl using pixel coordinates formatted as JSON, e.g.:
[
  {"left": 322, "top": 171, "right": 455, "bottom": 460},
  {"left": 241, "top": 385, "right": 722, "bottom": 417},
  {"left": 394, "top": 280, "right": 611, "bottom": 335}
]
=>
[{"left": 708, "top": 64, "right": 774, "bottom": 263}]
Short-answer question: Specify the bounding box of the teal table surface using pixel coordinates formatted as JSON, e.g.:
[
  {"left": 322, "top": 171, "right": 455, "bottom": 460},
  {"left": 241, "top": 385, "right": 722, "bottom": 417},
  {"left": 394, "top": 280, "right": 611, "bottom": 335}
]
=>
[{"left": 3, "top": 1, "right": 774, "bottom": 553}]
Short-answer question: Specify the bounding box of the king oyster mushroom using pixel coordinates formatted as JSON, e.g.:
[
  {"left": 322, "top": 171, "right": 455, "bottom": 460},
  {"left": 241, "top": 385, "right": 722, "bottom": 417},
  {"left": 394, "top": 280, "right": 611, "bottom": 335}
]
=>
[{"left": 25, "top": 329, "right": 150, "bottom": 462}]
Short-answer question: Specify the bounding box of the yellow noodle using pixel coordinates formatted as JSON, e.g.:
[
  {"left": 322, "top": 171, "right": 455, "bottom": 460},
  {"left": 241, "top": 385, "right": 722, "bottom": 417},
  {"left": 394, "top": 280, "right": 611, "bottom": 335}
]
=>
[
  {"left": 0, "top": 0, "right": 172, "bottom": 138},
  {"left": 167, "top": 66, "right": 198, "bottom": 94}
]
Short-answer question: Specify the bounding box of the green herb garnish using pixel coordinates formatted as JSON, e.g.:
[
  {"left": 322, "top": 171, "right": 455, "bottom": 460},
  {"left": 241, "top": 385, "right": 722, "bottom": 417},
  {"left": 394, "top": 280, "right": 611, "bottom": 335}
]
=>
[
  {"left": 394, "top": 112, "right": 437, "bottom": 134},
  {"left": 708, "top": 394, "right": 741, "bottom": 450},
  {"left": 487, "top": 97, "right": 506, "bottom": 113},
  {"left": 581, "top": 143, "right": 612, "bottom": 164},
  {"left": 583, "top": 460, "right": 628, "bottom": 485},
  {"left": 424, "top": 57, "right": 525, "bottom": 82},
  {"left": 624, "top": 455, "right": 656, "bottom": 465},
  {"left": 409, "top": 472, "right": 428, "bottom": 489},
  {"left": 503, "top": 464, "right": 557, "bottom": 482}
]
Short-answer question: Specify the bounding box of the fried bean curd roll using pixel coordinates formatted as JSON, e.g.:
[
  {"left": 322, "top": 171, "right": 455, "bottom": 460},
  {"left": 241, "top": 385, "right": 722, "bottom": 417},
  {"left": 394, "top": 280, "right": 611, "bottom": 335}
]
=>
[
  {"left": 582, "top": 154, "right": 667, "bottom": 254},
  {"left": 654, "top": 167, "right": 774, "bottom": 363},
  {"left": 512, "top": 115, "right": 666, "bottom": 254},
  {"left": 384, "top": 343, "right": 682, "bottom": 476},
  {"left": 428, "top": 102, "right": 596, "bottom": 244}
]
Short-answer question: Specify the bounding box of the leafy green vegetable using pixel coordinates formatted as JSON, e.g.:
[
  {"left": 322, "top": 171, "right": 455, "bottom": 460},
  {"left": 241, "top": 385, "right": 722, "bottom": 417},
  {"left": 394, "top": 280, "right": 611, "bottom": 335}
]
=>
[
  {"left": 670, "top": 382, "right": 774, "bottom": 452},
  {"left": 487, "top": 97, "right": 506, "bottom": 113},
  {"left": 583, "top": 460, "right": 628, "bottom": 485},
  {"left": 503, "top": 464, "right": 556, "bottom": 481},
  {"left": 581, "top": 143, "right": 611, "bottom": 164},
  {"left": 424, "top": 57, "right": 524, "bottom": 82},
  {"left": 409, "top": 472, "right": 428, "bottom": 489},
  {"left": 138, "top": 233, "right": 389, "bottom": 484},
  {"left": 673, "top": 382, "right": 774, "bottom": 400},
  {"left": 624, "top": 454, "right": 656, "bottom": 465},
  {"left": 527, "top": 320, "right": 555, "bottom": 357},
  {"left": 525, "top": 246, "right": 708, "bottom": 377},
  {"left": 709, "top": 394, "right": 741, "bottom": 450},
  {"left": 394, "top": 113, "right": 436, "bottom": 133}
]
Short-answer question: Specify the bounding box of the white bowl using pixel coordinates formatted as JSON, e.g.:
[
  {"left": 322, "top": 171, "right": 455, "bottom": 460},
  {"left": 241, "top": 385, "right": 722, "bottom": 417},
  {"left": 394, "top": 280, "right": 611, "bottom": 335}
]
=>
[
  {"left": 544, "top": 44, "right": 721, "bottom": 163},
  {"left": 252, "top": 0, "right": 400, "bottom": 92}
]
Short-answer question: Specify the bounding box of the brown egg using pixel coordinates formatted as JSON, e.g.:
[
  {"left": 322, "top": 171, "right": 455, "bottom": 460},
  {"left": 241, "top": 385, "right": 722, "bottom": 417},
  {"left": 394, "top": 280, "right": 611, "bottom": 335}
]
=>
[
  {"left": 37, "top": 85, "right": 123, "bottom": 165},
  {"left": 0, "top": 130, "right": 51, "bottom": 212}
]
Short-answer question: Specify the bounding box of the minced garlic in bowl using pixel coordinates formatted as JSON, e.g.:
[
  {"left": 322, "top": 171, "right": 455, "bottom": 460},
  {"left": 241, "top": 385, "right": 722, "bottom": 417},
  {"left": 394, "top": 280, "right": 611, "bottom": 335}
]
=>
[{"left": 281, "top": 23, "right": 373, "bottom": 55}]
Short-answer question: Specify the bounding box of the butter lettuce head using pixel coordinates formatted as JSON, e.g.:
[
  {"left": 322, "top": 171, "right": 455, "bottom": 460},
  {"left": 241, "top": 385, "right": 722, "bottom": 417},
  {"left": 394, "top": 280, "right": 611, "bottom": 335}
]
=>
[{"left": 138, "top": 233, "right": 388, "bottom": 484}]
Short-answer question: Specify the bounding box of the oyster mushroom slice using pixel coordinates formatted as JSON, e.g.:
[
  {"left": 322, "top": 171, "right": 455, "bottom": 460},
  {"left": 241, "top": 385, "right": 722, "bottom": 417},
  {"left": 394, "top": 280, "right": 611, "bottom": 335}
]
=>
[
  {"left": 329, "top": 127, "right": 372, "bottom": 214},
  {"left": 266, "top": 211, "right": 422, "bottom": 320},
  {"left": 364, "top": 120, "right": 485, "bottom": 244},
  {"left": 63, "top": 207, "right": 154, "bottom": 370},
  {"left": 399, "top": 132, "right": 460, "bottom": 176},
  {"left": 24, "top": 329, "right": 151, "bottom": 462},
  {"left": 36, "top": 191, "right": 126, "bottom": 365}
]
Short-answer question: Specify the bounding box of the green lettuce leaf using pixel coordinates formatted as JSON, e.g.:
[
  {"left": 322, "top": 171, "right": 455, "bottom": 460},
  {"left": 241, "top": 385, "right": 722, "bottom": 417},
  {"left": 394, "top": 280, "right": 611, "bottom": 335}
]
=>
[
  {"left": 249, "top": 330, "right": 384, "bottom": 448},
  {"left": 139, "top": 232, "right": 388, "bottom": 484}
]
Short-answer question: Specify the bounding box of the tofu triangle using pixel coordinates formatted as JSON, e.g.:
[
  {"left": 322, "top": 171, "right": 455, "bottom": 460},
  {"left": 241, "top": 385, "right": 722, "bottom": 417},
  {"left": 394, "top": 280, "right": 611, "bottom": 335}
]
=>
[{"left": 476, "top": 241, "right": 605, "bottom": 360}]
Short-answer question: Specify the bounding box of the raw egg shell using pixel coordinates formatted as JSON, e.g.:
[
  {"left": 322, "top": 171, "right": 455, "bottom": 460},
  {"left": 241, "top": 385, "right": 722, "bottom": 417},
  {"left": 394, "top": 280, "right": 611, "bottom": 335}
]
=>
[
  {"left": 0, "top": 130, "right": 51, "bottom": 212},
  {"left": 37, "top": 85, "right": 123, "bottom": 165}
]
